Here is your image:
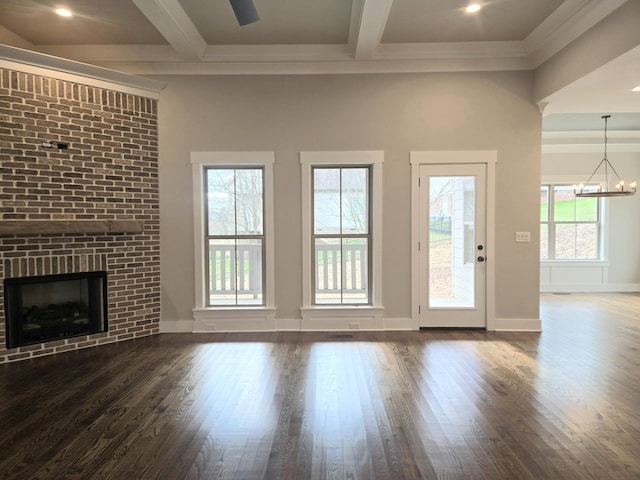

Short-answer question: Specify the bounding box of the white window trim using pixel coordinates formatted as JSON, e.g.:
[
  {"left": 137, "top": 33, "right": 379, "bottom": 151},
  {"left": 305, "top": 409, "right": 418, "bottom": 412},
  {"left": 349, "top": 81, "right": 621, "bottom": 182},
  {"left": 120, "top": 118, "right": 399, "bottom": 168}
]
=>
[
  {"left": 300, "top": 151, "right": 384, "bottom": 326},
  {"left": 541, "top": 175, "right": 610, "bottom": 263},
  {"left": 191, "top": 152, "right": 275, "bottom": 331}
]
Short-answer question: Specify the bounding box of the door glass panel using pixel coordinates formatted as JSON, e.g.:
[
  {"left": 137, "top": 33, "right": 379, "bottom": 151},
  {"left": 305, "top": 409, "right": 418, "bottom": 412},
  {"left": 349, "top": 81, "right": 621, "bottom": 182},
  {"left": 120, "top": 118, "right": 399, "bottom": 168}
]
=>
[{"left": 429, "top": 176, "right": 476, "bottom": 308}]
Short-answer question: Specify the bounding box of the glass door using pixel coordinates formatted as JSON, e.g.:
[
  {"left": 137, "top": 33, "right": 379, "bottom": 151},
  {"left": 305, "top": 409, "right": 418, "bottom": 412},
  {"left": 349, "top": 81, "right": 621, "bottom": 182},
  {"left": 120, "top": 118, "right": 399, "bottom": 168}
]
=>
[{"left": 419, "top": 164, "right": 486, "bottom": 327}]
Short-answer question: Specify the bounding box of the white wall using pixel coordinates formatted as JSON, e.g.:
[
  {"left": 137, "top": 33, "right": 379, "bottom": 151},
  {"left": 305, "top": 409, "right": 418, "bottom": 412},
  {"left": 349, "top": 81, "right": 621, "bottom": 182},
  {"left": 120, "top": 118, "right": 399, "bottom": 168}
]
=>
[
  {"left": 541, "top": 150, "right": 640, "bottom": 291},
  {"left": 155, "top": 71, "right": 542, "bottom": 328}
]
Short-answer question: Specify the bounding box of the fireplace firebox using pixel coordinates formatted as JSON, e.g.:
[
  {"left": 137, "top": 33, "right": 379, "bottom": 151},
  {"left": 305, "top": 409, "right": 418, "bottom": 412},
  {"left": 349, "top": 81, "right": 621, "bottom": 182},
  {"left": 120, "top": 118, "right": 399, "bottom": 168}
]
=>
[{"left": 4, "top": 271, "right": 108, "bottom": 349}]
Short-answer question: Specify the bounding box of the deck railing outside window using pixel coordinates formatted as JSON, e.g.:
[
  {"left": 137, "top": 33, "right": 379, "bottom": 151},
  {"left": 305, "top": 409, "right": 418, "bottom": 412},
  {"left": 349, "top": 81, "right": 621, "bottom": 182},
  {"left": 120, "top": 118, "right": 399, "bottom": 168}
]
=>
[{"left": 208, "top": 242, "right": 369, "bottom": 302}]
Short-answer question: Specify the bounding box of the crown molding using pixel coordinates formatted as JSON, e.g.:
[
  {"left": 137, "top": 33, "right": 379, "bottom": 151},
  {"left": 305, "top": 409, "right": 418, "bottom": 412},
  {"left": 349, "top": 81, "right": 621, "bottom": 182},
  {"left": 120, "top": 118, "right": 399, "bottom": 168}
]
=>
[
  {"left": 375, "top": 41, "right": 528, "bottom": 60},
  {"left": 542, "top": 143, "right": 640, "bottom": 153},
  {"left": 543, "top": 130, "right": 640, "bottom": 139},
  {"left": 38, "top": 42, "right": 527, "bottom": 64},
  {"left": 542, "top": 130, "right": 640, "bottom": 152},
  {"left": 36, "top": 43, "right": 532, "bottom": 75},
  {"left": 0, "top": 44, "right": 166, "bottom": 98},
  {"left": 37, "top": 44, "right": 189, "bottom": 63},
  {"left": 525, "top": 0, "right": 628, "bottom": 67},
  {"left": 1, "top": 0, "right": 626, "bottom": 76},
  {"left": 95, "top": 56, "right": 532, "bottom": 76}
]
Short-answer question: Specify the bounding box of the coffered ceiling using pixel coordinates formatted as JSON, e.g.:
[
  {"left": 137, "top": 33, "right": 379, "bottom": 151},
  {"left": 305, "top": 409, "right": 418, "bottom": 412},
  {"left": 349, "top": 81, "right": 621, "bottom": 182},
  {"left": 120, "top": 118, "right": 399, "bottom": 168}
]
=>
[
  {"left": 0, "top": 0, "right": 639, "bottom": 128},
  {"left": 0, "top": 0, "right": 625, "bottom": 71}
]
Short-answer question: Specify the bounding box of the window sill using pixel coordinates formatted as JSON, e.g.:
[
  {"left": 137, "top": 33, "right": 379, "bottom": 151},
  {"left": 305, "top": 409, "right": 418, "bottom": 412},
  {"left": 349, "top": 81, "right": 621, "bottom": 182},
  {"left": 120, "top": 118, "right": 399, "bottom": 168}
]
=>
[
  {"left": 541, "top": 260, "right": 609, "bottom": 268},
  {"left": 301, "top": 305, "right": 383, "bottom": 312},
  {"left": 194, "top": 306, "right": 276, "bottom": 314}
]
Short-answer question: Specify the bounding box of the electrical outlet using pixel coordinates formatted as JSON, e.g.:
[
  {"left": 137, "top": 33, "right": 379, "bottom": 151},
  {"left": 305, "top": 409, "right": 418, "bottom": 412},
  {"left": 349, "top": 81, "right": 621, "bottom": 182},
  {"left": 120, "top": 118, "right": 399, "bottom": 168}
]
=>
[
  {"left": 515, "top": 232, "right": 531, "bottom": 243},
  {"left": 349, "top": 322, "right": 360, "bottom": 330}
]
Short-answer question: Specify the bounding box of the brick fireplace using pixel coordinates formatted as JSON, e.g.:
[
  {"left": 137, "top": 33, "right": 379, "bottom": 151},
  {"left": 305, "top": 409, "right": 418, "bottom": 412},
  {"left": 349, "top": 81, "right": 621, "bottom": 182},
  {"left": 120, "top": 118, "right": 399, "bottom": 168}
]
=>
[{"left": 0, "top": 66, "right": 160, "bottom": 363}]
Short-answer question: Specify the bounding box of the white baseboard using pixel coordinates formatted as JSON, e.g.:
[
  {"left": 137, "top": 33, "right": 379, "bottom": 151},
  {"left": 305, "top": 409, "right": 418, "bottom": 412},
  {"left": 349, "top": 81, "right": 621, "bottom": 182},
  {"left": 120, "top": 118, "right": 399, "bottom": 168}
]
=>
[
  {"left": 383, "top": 317, "right": 416, "bottom": 330},
  {"left": 300, "top": 317, "right": 385, "bottom": 331},
  {"left": 192, "top": 307, "right": 277, "bottom": 332},
  {"left": 300, "top": 307, "right": 384, "bottom": 331},
  {"left": 276, "top": 318, "right": 301, "bottom": 330},
  {"left": 193, "top": 317, "right": 276, "bottom": 333},
  {"left": 160, "top": 315, "right": 541, "bottom": 333},
  {"left": 160, "top": 320, "right": 194, "bottom": 333},
  {"left": 492, "top": 318, "right": 542, "bottom": 332}
]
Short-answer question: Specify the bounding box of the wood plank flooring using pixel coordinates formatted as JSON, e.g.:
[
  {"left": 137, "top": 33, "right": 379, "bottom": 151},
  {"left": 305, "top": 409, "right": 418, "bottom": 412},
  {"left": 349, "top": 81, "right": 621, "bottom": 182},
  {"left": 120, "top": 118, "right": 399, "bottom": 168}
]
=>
[{"left": 1, "top": 292, "right": 640, "bottom": 479}]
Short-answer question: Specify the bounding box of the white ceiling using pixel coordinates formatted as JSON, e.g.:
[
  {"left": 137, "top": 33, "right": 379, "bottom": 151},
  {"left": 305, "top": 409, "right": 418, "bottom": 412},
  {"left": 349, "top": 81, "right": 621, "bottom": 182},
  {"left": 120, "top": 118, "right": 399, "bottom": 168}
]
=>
[{"left": 0, "top": 0, "right": 639, "bottom": 130}]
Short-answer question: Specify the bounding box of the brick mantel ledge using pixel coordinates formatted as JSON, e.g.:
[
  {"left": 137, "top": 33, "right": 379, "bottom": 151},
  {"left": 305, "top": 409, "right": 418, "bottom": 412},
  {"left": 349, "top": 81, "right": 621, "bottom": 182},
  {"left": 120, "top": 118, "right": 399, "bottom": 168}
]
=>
[{"left": 0, "top": 220, "right": 144, "bottom": 235}]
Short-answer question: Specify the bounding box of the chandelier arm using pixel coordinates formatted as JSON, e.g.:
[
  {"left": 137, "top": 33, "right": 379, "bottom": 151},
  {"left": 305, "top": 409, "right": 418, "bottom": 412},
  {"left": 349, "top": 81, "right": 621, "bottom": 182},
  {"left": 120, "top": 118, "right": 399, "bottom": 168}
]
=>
[
  {"left": 581, "top": 157, "right": 607, "bottom": 186},
  {"left": 603, "top": 158, "right": 624, "bottom": 183}
]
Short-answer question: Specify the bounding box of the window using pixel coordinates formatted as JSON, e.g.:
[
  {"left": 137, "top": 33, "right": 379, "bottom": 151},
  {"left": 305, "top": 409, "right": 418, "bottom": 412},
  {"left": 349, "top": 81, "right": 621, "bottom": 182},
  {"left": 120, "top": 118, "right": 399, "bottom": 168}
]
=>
[
  {"left": 192, "top": 152, "right": 274, "bottom": 312},
  {"left": 313, "top": 166, "right": 371, "bottom": 304},
  {"left": 205, "top": 167, "right": 264, "bottom": 305},
  {"left": 541, "top": 184, "right": 600, "bottom": 260},
  {"left": 300, "top": 151, "right": 383, "bottom": 311}
]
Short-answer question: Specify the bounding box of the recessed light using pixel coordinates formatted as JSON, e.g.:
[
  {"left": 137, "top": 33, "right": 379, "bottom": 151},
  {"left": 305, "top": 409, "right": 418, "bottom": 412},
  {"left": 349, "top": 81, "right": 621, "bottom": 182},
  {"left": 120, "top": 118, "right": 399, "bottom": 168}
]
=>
[
  {"left": 465, "top": 3, "right": 482, "bottom": 14},
  {"left": 55, "top": 7, "right": 73, "bottom": 17},
  {"left": 632, "top": 85, "right": 640, "bottom": 92}
]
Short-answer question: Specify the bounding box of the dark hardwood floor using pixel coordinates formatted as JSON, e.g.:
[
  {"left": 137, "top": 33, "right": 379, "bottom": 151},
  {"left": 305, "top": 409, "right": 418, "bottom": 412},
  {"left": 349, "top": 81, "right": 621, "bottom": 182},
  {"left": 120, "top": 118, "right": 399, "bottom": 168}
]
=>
[{"left": 1, "top": 293, "right": 640, "bottom": 479}]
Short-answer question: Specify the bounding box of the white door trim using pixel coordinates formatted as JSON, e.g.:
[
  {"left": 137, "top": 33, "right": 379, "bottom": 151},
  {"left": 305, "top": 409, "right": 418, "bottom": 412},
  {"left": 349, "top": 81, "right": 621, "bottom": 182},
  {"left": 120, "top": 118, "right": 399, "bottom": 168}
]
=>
[{"left": 410, "top": 151, "right": 497, "bottom": 331}]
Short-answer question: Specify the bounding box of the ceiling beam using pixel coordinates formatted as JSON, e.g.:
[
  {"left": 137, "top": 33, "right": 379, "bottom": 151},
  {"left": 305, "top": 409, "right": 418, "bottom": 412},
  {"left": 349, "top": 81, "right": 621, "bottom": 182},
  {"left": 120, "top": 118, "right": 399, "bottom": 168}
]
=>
[
  {"left": 131, "top": 0, "right": 206, "bottom": 60},
  {"left": 349, "top": 0, "right": 394, "bottom": 60},
  {"left": 525, "top": 0, "right": 627, "bottom": 67}
]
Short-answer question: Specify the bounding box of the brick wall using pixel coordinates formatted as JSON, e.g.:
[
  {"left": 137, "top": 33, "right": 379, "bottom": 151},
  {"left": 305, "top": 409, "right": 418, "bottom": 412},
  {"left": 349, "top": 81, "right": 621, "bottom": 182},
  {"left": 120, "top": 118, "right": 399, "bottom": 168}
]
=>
[{"left": 0, "top": 68, "right": 160, "bottom": 363}]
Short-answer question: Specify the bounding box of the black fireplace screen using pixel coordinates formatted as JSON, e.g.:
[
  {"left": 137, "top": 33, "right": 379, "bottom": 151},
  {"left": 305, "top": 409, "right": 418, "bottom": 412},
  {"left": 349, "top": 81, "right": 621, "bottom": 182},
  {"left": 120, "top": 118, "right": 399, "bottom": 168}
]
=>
[{"left": 4, "top": 271, "right": 108, "bottom": 349}]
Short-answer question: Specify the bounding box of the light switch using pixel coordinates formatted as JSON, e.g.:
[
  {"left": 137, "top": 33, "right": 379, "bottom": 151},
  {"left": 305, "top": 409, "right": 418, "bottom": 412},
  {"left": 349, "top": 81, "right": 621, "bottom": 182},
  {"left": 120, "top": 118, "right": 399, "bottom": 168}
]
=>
[{"left": 515, "top": 231, "right": 531, "bottom": 243}]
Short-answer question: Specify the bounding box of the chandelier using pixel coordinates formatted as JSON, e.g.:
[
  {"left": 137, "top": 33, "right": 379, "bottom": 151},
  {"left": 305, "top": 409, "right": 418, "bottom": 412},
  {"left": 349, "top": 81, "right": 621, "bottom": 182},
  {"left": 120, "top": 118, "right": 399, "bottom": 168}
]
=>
[{"left": 574, "top": 115, "right": 636, "bottom": 197}]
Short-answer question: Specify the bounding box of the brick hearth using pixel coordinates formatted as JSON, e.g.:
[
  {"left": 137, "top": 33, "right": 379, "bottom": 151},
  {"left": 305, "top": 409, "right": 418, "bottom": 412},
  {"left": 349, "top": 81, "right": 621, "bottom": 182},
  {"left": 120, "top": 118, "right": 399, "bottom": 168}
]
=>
[{"left": 0, "top": 68, "right": 160, "bottom": 363}]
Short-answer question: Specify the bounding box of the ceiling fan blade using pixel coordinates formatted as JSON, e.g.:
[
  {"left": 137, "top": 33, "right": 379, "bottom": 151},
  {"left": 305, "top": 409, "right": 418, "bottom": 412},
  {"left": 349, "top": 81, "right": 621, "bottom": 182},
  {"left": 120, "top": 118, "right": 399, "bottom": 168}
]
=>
[{"left": 229, "top": 0, "right": 260, "bottom": 26}]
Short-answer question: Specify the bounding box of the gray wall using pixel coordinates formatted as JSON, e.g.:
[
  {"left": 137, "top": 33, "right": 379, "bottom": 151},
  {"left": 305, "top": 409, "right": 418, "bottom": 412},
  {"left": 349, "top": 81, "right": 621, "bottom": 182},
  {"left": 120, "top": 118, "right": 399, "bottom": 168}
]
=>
[
  {"left": 534, "top": 1, "right": 640, "bottom": 104},
  {"left": 156, "top": 71, "right": 542, "bottom": 324}
]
